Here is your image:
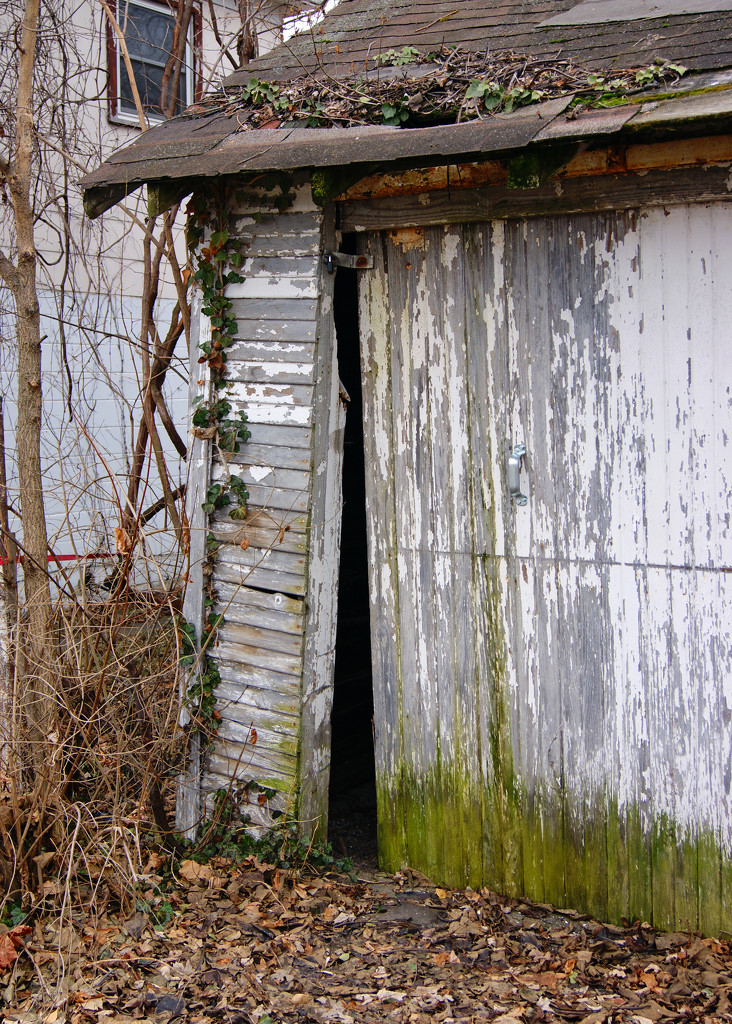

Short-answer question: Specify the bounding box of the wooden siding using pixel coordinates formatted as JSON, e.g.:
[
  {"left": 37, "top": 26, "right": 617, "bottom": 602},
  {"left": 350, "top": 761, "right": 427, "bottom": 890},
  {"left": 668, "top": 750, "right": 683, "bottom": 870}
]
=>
[
  {"left": 358, "top": 203, "right": 732, "bottom": 931},
  {"left": 183, "top": 182, "right": 342, "bottom": 829}
]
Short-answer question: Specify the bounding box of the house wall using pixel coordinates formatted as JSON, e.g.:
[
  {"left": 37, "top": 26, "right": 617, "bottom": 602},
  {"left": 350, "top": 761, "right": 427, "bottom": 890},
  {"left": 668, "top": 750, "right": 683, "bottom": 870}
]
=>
[
  {"left": 178, "top": 179, "right": 344, "bottom": 834},
  {"left": 357, "top": 200, "right": 732, "bottom": 933},
  {"left": 0, "top": 0, "right": 279, "bottom": 583}
]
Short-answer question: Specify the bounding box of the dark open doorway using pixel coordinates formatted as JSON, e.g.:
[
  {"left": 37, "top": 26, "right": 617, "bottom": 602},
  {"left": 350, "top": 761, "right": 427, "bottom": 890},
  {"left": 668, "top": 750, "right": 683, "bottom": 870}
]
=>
[{"left": 328, "top": 233, "right": 377, "bottom": 867}]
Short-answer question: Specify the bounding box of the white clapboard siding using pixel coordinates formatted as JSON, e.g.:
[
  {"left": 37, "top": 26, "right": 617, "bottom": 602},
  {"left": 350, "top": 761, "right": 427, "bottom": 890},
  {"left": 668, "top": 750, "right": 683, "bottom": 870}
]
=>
[
  {"left": 215, "top": 557, "right": 306, "bottom": 597},
  {"left": 245, "top": 423, "right": 313, "bottom": 449},
  {"left": 227, "top": 257, "right": 320, "bottom": 300},
  {"left": 232, "top": 298, "right": 318, "bottom": 322},
  {"left": 227, "top": 360, "right": 315, "bottom": 385},
  {"left": 216, "top": 662, "right": 302, "bottom": 703},
  {"left": 211, "top": 516, "right": 308, "bottom": 554},
  {"left": 359, "top": 201, "right": 732, "bottom": 932},
  {"left": 228, "top": 443, "right": 312, "bottom": 472},
  {"left": 197, "top": 187, "right": 327, "bottom": 822},
  {"left": 217, "top": 619, "right": 304, "bottom": 659},
  {"left": 215, "top": 582, "right": 305, "bottom": 634},
  {"left": 216, "top": 680, "right": 300, "bottom": 716},
  {"left": 208, "top": 747, "right": 297, "bottom": 786}
]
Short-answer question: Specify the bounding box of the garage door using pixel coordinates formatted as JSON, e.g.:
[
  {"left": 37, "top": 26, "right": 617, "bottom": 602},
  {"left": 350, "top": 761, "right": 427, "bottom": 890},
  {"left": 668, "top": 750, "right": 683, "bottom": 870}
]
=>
[{"left": 357, "top": 204, "right": 732, "bottom": 931}]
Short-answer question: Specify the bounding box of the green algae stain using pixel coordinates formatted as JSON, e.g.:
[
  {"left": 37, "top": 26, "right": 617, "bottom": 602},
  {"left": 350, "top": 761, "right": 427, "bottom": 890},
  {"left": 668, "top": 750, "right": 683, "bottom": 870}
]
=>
[{"left": 375, "top": 765, "right": 732, "bottom": 936}]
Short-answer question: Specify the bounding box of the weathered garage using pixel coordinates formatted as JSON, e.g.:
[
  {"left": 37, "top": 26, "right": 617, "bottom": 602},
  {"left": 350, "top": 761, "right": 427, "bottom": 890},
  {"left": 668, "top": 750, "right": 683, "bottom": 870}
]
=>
[{"left": 82, "top": 0, "right": 732, "bottom": 932}]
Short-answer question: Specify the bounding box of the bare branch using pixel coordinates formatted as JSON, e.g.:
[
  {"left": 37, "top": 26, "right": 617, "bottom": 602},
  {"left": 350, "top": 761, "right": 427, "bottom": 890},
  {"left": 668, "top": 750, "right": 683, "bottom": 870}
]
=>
[
  {"left": 98, "top": 0, "right": 148, "bottom": 131},
  {"left": 0, "top": 251, "right": 18, "bottom": 291},
  {"left": 206, "top": 0, "right": 239, "bottom": 69}
]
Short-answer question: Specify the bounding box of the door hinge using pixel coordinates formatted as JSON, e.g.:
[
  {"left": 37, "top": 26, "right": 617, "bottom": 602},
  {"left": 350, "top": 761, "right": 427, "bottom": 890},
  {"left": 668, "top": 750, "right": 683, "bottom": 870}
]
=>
[{"left": 324, "top": 251, "right": 374, "bottom": 274}]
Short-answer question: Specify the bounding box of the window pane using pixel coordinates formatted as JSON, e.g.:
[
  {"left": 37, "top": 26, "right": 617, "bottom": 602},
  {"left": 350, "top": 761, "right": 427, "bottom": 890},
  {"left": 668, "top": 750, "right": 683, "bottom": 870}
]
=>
[
  {"left": 117, "top": 1, "right": 191, "bottom": 118},
  {"left": 119, "top": 1, "right": 175, "bottom": 66},
  {"left": 120, "top": 58, "right": 188, "bottom": 117}
]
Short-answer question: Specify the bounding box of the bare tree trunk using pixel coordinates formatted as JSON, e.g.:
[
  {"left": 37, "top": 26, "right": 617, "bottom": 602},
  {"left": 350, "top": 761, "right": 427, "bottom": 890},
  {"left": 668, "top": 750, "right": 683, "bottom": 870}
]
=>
[
  {"left": 238, "top": 0, "right": 259, "bottom": 65},
  {"left": 7, "top": 0, "right": 57, "bottom": 759},
  {"left": 0, "top": 399, "right": 17, "bottom": 772}
]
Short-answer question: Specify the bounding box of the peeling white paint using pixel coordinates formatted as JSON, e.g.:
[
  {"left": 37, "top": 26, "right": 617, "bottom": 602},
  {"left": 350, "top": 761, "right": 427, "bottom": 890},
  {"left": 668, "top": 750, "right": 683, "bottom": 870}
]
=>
[{"left": 361, "top": 205, "right": 732, "bottom": 884}]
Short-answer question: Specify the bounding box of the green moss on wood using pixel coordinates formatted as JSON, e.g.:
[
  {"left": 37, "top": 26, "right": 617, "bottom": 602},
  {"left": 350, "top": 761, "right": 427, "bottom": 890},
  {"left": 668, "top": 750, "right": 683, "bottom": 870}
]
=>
[
  {"left": 376, "top": 762, "right": 732, "bottom": 935},
  {"left": 310, "top": 164, "right": 380, "bottom": 206},
  {"left": 507, "top": 144, "right": 576, "bottom": 189}
]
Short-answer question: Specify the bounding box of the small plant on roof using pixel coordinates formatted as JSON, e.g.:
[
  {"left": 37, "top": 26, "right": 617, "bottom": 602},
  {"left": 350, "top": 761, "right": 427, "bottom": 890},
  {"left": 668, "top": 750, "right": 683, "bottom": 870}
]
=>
[
  {"left": 382, "top": 99, "right": 409, "bottom": 125},
  {"left": 241, "top": 76, "right": 290, "bottom": 112},
  {"left": 465, "top": 79, "right": 545, "bottom": 113},
  {"left": 376, "top": 45, "right": 422, "bottom": 67},
  {"left": 223, "top": 46, "right": 688, "bottom": 131}
]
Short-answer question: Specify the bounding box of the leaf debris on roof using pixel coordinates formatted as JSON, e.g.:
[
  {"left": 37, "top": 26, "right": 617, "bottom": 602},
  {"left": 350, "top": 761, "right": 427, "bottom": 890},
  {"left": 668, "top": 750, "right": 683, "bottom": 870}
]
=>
[{"left": 187, "top": 46, "right": 688, "bottom": 131}]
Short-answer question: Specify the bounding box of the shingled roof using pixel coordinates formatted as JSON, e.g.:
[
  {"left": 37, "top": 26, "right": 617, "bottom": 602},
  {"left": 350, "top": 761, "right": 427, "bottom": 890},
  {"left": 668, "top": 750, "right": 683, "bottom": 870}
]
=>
[
  {"left": 81, "top": 0, "right": 732, "bottom": 216},
  {"left": 241, "top": 0, "right": 732, "bottom": 83}
]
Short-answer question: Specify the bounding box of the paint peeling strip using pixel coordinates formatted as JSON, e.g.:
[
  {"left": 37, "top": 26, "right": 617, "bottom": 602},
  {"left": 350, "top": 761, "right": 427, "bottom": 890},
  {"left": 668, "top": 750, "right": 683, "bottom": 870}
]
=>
[
  {"left": 214, "top": 562, "right": 306, "bottom": 596},
  {"left": 241, "top": 403, "right": 313, "bottom": 426},
  {"left": 238, "top": 382, "right": 312, "bottom": 404},
  {"left": 228, "top": 362, "right": 315, "bottom": 385},
  {"left": 229, "top": 336, "right": 316, "bottom": 355},
  {"left": 227, "top": 279, "right": 319, "bottom": 300}
]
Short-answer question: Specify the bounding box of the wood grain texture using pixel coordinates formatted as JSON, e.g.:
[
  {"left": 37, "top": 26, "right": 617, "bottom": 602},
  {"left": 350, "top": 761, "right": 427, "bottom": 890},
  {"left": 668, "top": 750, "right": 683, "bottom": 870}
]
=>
[
  {"left": 361, "top": 202, "right": 732, "bottom": 930},
  {"left": 197, "top": 190, "right": 325, "bottom": 815},
  {"left": 176, "top": 289, "right": 209, "bottom": 836},
  {"left": 341, "top": 166, "right": 732, "bottom": 234}
]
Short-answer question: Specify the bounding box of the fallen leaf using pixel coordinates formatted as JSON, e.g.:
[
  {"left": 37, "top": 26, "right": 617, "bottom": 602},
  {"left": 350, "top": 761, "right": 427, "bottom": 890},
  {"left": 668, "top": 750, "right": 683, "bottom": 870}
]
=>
[{"left": 178, "top": 859, "right": 214, "bottom": 884}]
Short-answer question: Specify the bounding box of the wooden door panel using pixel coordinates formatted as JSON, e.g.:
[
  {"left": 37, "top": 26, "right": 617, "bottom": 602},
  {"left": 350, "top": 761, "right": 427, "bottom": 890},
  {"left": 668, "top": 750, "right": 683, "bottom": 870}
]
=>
[{"left": 358, "top": 205, "right": 732, "bottom": 929}]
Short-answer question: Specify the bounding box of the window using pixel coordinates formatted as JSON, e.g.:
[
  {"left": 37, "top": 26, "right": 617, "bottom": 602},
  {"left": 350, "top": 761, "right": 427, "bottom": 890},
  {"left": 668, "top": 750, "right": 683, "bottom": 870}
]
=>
[{"left": 108, "top": 0, "right": 196, "bottom": 124}]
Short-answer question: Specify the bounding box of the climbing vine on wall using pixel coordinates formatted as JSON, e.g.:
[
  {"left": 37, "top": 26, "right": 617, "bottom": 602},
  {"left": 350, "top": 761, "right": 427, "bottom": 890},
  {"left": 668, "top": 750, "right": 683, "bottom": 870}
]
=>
[{"left": 180, "top": 183, "right": 253, "bottom": 746}]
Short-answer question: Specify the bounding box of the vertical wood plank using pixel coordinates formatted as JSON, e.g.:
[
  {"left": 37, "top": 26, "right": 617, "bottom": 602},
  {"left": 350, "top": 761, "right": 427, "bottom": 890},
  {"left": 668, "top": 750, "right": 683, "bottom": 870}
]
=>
[
  {"left": 299, "top": 203, "right": 344, "bottom": 836},
  {"left": 358, "top": 231, "right": 408, "bottom": 869},
  {"left": 177, "top": 288, "right": 210, "bottom": 836},
  {"left": 463, "top": 219, "right": 523, "bottom": 896},
  {"left": 423, "top": 224, "right": 483, "bottom": 886},
  {"left": 386, "top": 229, "right": 443, "bottom": 879}
]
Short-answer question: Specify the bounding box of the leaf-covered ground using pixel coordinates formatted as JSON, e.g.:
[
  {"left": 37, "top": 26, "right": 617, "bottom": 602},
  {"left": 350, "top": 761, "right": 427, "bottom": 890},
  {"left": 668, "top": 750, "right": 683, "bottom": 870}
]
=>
[{"left": 3, "top": 850, "right": 732, "bottom": 1024}]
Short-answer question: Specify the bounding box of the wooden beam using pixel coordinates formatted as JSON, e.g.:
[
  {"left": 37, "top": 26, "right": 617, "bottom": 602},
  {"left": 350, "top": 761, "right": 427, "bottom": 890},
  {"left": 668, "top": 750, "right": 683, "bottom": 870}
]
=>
[
  {"left": 339, "top": 163, "right": 732, "bottom": 232},
  {"left": 147, "top": 179, "right": 198, "bottom": 217}
]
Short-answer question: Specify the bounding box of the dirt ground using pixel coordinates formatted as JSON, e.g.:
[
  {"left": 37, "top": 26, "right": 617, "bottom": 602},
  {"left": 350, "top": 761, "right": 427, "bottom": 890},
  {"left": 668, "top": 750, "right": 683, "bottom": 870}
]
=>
[{"left": 3, "top": 812, "right": 732, "bottom": 1024}]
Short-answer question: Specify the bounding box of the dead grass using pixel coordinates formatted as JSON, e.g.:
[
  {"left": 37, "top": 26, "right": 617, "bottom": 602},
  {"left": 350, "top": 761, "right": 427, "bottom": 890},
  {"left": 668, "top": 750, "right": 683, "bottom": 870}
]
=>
[{"left": 0, "top": 590, "right": 187, "bottom": 934}]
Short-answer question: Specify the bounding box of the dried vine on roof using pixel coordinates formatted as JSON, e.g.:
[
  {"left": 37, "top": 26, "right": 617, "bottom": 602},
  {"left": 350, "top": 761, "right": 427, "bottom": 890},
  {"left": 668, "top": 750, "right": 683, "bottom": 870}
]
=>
[{"left": 188, "top": 46, "right": 687, "bottom": 130}]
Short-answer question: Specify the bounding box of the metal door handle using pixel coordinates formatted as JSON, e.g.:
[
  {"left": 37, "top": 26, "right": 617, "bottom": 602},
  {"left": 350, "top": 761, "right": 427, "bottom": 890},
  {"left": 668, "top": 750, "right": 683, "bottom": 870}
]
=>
[{"left": 508, "top": 444, "right": 527, "bottom": 506}]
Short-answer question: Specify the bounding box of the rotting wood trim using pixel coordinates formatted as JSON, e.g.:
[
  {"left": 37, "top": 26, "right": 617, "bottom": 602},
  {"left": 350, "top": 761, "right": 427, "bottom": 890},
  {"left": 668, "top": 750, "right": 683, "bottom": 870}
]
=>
[
  {"left": 83, "top": 181, "right": 136, "bottom": 219},
  {"left": 147, "top": 178, "right": 200, "bottom": 217},
  {"left": 176, "top": 290, "right": 211, "bottom": 837},
  {"left": 339, "top": 163, "right": 732, "bottom": 232},
  {"left": 297, "top": 203, "right": 345, "bottom": 839},
  {"left": 337, "top": 135, "right": 732, "bottom": 201}
]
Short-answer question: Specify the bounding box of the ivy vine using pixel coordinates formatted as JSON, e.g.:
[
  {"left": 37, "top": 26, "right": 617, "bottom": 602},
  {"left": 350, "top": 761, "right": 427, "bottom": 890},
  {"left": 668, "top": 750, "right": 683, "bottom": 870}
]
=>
[
  {"left": 181, "top": 183, "right": 254, "bottom": 745},
  {"left": 177, "top": 613, "right": 222, "bottom": 744},
  {"left": 186, "top": 185, "right": 251, "bottom": 519}
]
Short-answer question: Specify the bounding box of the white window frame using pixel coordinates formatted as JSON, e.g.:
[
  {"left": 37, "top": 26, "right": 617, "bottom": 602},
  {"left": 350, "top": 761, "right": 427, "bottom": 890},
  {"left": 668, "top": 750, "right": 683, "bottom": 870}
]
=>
[{"left": 111, "top": 0, "right": 196, "bottom": 127}]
